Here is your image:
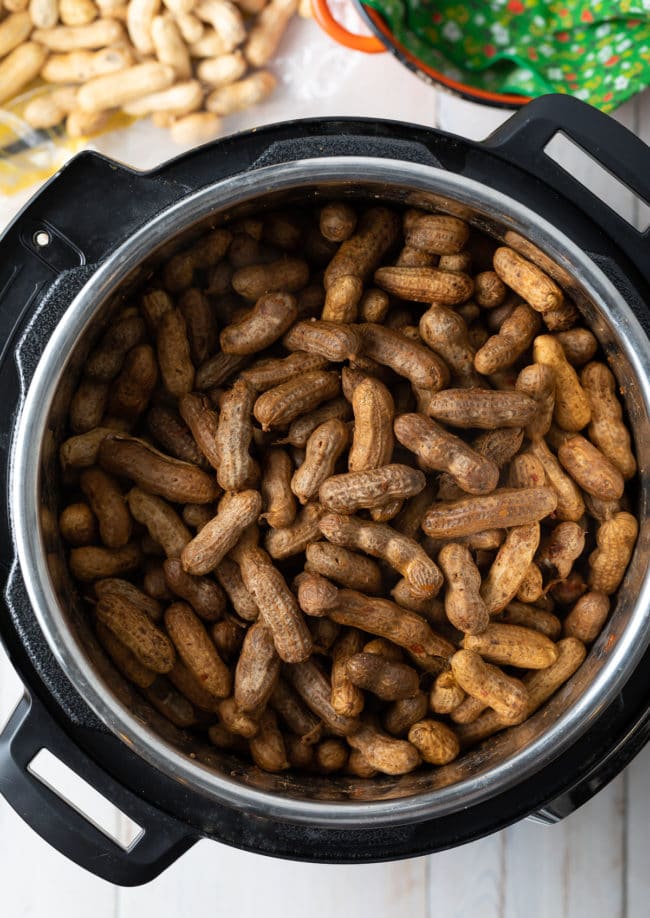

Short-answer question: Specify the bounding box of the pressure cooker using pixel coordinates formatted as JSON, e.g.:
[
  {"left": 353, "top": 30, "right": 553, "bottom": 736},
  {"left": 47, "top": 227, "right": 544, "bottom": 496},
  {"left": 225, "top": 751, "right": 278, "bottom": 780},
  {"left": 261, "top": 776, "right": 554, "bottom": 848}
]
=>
[{"left": 0, "top": 95, "right": 649, "bottom": 886}]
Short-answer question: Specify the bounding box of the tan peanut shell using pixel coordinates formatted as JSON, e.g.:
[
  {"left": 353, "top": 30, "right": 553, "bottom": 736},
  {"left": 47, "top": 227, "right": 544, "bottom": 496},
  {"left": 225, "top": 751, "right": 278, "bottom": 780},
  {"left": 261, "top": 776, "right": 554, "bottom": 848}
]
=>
[
  {"left": 324, "top": 207, "right": 401, "bottom": 289},
  {"left": 220, "top": 292, "right": 298, "bottom": 354},
  {"left": 321, "top": 275, "right": 364, "bottom": 323},
  {"left": 283, "top": 320, "right": 361, "bottom": 363},
  {"left": 156, "top": 309, "right": 195, "bottom": 397},
  {"left": 533, "top": 335, "right": 591, "bottom": 431},
  {"left": 127, "top": 488, "right": 190, "bottom": 559},
  {"left": 234, "top": 621, "right": 281, "bottom": 712},
  {"left": 319, "top": 464, "right": 425, "bottom": 514},
  {"left": 419, "top": 304, "right": 480, "bottom": 388},
  {"left": 558, "top": 435, "right": 624, "bottom": 501},
  {"left": 405, "top": 214, "right": 469, "bottom": 255},
  {"left": 319, "top": 202, "right": 357, "bottom": 243},
  {"left": 515, "top": 363, "right": 555, "bottom": 440},
  {"left": 287, "top": 659, "right": 360, "bottom": 736},
  {"left": 218, "top": 697, "right": 259, "bottom": 738},
  {"left": 348, "top": 377, "right": 394, "bottom": 473},
  {"left": 374, "top": 265, "right": 474, "bottom": 305},
  {"left": 563, "top": 591, "right": 610, "bottom": 643},
  {"left": 493, "top": 247, "right": 564, "bottom": 316},
  {"left": 304, "top": 542, "right": 382, "bottom": 595},
  {"left": 214, "top": 379, "right": 259, "bottom": 491},
  {"left": 497, "top": 603, "right": 561, "bottom": 640},
  {"left": 59, "top": 503, "right": 97, "bottom": 546},
  {"left": 60, "top": 427, "right": 114, "bottom": 469},
  {"left": 314, "top": 738, "right": 348, "bottom": 774},
  {"left": 474, "top": 270, "right": 507, "bottom": 308},
  {"left": 254, "top": 370, "right": 340, "bottom": 431},
  {"left": 480, "top": 523, "right": 540, "bottom": 615},
  {"left": 214, "top": 557, "right": 259, "bottom": 621},
  {"left": 438, "top": 542, "right": 489, "bottom": 635},
  {"left": 536, "top": 522, "right": 585, "bottom": 586},
  {"left": 97, "top": 593, "right": 175, "bottom": 673},
  {"left": 86, "top": 314, "right": 146, "bottom": 382},
  {"left": 382, "top": 692, "right": 428, "bottom": 737},
  {"left": 163, "top": 558, "right": 225, "bottom": 621},
  {"left": 182, "top": 503, "right": 216, "bottom": 531},
  {"left": 330, "top": 628, "right": 365, "bottom": 717},
  {"left": 242, "top": 351, "right": 329, "bottom": 392},
  {"left": 164, "top": 601, "right": 231, "bottom": 697},
  {"left": 320, "top": 513, "right": 442, "bottom": 599},
  {"left": 177, "top": 391, "right": 220, "bottom": 470},
  {"left": 474, "top": 305, "right": 540, "bottom": 375},
  {"left": 556, "top": 328, "right": 598, "bottom": 366},
  {"left": 526, "top": 439, "right": 585, "bottom": 522},
  {"left": 70, "top": 542, "right": 143, "bottom": 582},
  {"left": 291, "top": 419, "right": 349, "bottom": 505},
  {"left": 408, "top": 719, "right": 460, "bottom": 765},
  {"left": 231, "top": 257, "right": 309, "bottom": 301},
  {"left": 96, "top": 621, "right": 157, "bottom": 689},
  {"left": 581, "top": 362, "right": 636, "bottom": 480},
  {"left": 168, "top": 661, "right": 221, "bottom": 713},
  {"left": 430, "top": 671, "right": 466, "bottom": 714},
  {"left": 422, "top": 487, "right": 557, "bottom": 539},
  {"left": 181, "top": 490, "right": 261, "bottom": 575},
  {"left": 462, "top": 622, "right": 558, "bottom": 670},
  {"left": 346, "top": 652, "right": 419, "bottom": 701},
  {"left": 107, "top": 343, "right": 158, "bottom": 422},
  {"left": 347, "top": 722, "right": 421, "bottom": 775},
  {"left": 99, "top": 435, "right": 220, "bottom": 504},
  {"left": 588, "top": 512, "right": 638, "bottom": 595},
  {"left": 424, "top": 388, "right": 537, "bottom": 430},
  {"left": 280, "top": 397, "right": 351, "bottom": 449},
  {"left": 264, "top": 502, "right": 323, "bottom": 560},
  {"left": 196, "top": 352, "right": 248, "bottom": 390},
  {"left": 451, "top": 649, "right": 528, "bottom": 724},
  {"left": 144, "top": 678, "right": 197, "bottom": 727},
  {"left": 261, "top": 448, "right": 296, "bottom": 528},
  {"left": 360, "top": 323, "right": 449, "bottom": 392},
  {"left": 515, "top": 563, "right": 544, "bottom": 603},
  {"left": 359, "top": 288, "right": 390, "bottom": 323}
]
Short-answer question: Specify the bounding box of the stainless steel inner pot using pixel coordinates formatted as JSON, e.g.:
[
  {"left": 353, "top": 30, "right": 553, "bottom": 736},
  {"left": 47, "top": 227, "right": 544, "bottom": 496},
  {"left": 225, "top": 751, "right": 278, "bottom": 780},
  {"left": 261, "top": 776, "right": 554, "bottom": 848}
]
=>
[{"left": 10, "top": 157, "right": 650, "bottom": 828}]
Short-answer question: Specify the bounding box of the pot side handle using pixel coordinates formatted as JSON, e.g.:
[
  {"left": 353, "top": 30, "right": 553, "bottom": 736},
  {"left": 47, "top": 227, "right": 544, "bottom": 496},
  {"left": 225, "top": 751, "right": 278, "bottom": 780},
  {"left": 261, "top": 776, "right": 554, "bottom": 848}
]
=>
[
  {"left": 486, "top": 94, "right": 650, "bottom": 287},
  {"left": 0, "top": 692, "right": 197, "bottom": 886}
]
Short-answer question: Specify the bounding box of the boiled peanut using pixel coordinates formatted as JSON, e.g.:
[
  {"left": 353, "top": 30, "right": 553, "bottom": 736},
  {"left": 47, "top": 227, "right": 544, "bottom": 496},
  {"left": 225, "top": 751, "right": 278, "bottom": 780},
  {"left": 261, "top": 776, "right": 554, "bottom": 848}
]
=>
[
  {"left": 214, "top": 379, "right": 259, "bottom": 491},
  {"left": 408, "top": 719, "right": 459, "bottom": 765},
  {"left": 220, "top": 292, "right": 297, "bottom": 354},
  {"left": 374, "top": 266, "right": 473, "bottom": 305},
  {"left": 581, "top": 362, "right": 636, "bottom": 480},
  {"left": 97, "top": 593, "right": 175, "bottom": 672},
  {"left": 291, "top": 419, "right": 349, "bottom": 505},
  {"left": 319, "top": 464, "right": 425, "bottom": 514},
  {"left": 451, "top": 649, "right": 528, "bottom": 724},
  {"left": 264, "top": 502, "right": 323, "bottom": 560},
  {"left": 360, "top": 323, "right": 449, "bottom": 392},
  {"left": 419, "top": 304, "right": 480, "bottom": 388},
  {"left": 260, "top": 448, "right": 296, "bottom": 528},
  {"left": 405, "top": 214, "right": 469, "bottom": 255},
  {"left": 430, "top": 670, "right": 465, "bottom": 714},
  {"left": 563, "top": 591, "right": 610, "bottom": 643},
  {"left": 462, "top": 622, "right": 558, "bottom": 669},
  {"left": 422, "top": 487, "right": 557, "bottom": 539},
  {"left": 164, "top": 601, "right": 230, "bottom": 697},
  {"left": 347, "top": 722, "right": 420, "bottom": 775},
  {"left": 181, "top": 490, "right": 261, "bottom": 575},
  {"left": 480, "top": 523, "right": 540, "bottom": 615},
  {"left": 304, "top": 542, "right": 382, "bottom": 594},
  {"left": 588, "top": 512, "right": 637, "bottom": 595},
  {"left": 424, "top": 388, "right": 537, "bottom": 429},
  {"left": 346, "top": 652, "right": 419, "bottom": 701},
  {"left": 59, "top": 502, "right": 97, "bottom": 546},
  {"left": 438, "top": 543, "right": 489, "bottom": 634},
  {"left": 533, "top": 335, "right": 591, "bottom": 431},
  {"left": 527, "top": 438, "right": 585, "bottom": 522},
  {"left": 234, "top": 621, "right": 280, "bottom": 712},
  {"left": 324, "top": 207, "right": 400, "bottom": 289}
]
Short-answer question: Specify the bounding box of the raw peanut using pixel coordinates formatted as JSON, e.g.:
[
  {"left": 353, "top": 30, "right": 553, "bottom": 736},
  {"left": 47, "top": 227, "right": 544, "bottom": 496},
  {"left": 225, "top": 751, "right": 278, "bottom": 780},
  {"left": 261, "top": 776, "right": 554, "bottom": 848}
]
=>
[
  {"left": 242, "top": 351, "right": 329, "bottom": 392},
  {"left": 265, "top": 502, "right": 323, "bottom": 559},
  {"left": 147, "top": 403, "right": 206, "bottom": 467},
  {"left": 320, "top": 203, "right": 357, "bottom": 243},
  {"left": 558, "top": 435, "right": 624, "bottom": 501},
  {"left": 320, "top": 513, "right": 443, "bottom": 599},
  {"left": 497, "top": 602, "right": 561, "bottom": 640},
  {"left": 196, "top": 50, "right": 246, "bottom": 85},
  {"left": 374, "top": 265, "right": 473, "bottom": 305},
  {"left": 165, "top": 601, "right": 230, "bottom": 697},
  {"left": 249, "top": 709, "right": 290, "bottom": 771},
  {"left": 97, "top": 593, "right": 175, "bottom": 672},
  {"left": 96, "top": 621, "right": 156, "bottom": 688},
  {"left": 383, "top": 692, "right": 428, "bottom": 736},
  {"left": 515, "top": 363, "right": 555, "bottom": 440},
  {"left": 214, "top": 558, "right": 259, "bottom": 621},
  {"left": 419, "top": 304, "right": 480, "bottom": 388},
  {"left": 422, "top": 487, "right": 557, "bottom": 539},
  {"left": 234, "top": 621, "right": 280, "bottom": 712},
  {"left": 28, "top": 0, "right": 57, "bottom": 28},
  {"left": 462, "top": 622, "right": 558, "bottom": 670},
  {"left": 347, "top": 722, "right": 420, "bottom": 775},
  {"left": 211, "top": 619, "right": 245, "bottom": 660},
  {"left": 156, "top": 309, "right": 194, "bottom": 397},
  {"left": 195, "top": 0, "right": 244, "bottom": 48},
  {"left": 181, "top": 490, "right": 261, "bottom": 575},
  {"left": 70, "top": 379, "right": 109, "bottom": 433},
  {"left": 177, "top": 392, "right": 220, "bottom": 471},
  {"left": 438, "top": 543, "right": 489, "bottom": 634},
  {"left": 430, "top": 671, "right": 465, "bottom": 714},
  {"left": 348, "top": 377, "right": 394, "bottom": 473},
  {"left": 42, "top": 45, "right": 133, "bottom": 81},
  {"left": 314, "top": 738, "right": 348, "bottom": 773},
  {"left": 480, "top": 523, "right": 540, "bottom": 615},
  {"left": 24, "top": 86, "right": 78, "bottom": 128},
  {"left": 86, "top": 314, "right": 146, "bottom": 382},
  {"left": 405, "top": 214, "right": 469, "bottom": 255},
  {"left": 346, "top": 653, "right": 419, "bottom": 701},
  {"left": 527, "top": 439, "right": 585, "bottom": 522},
  {"left": 291, "top": 419, "right": 349, "bottom": 504},
  {"left": 359, "top": 288, "right": 390, "bottom": 323},
  {"left": 144, "top": 678, "right": 196, "bottom": 726},
  {"left": 536, "top": 522, "right": 585, "bottom": 585},
  {"left": 581, "top": 362, "right": 636, "bottom": 479},
  {"left": 254, "top": 370, "right": 340, "bottom": 431},
  {"left": 168, "top": 660, "right": 221, "bottom": 712},
  {"left": 78, "top": 61, "right": 176, "bottom": 111},
  {"left": 0, "top": 11, "right": 31, "bottom": 56},
  {"left": 127, "top": 488, "right": 190, "bottom": 558},
  {"left": 107, "top": 344, "right": 158, "bottom": 422},
  {"left": 234, "top": 544, "right": 312, "bottom": 662},
  {"left": 196, "top": 352, "right": 248, "bottom": 390},
  {"left": 163, "top": 558, "right": 226, "bottom": 622},
  {"left": 244, "top": 0, "right": 296, "bottom": 66},
  {"left": 396, "top": 245, "right": 436, "bottom": 268},
  {"left": 33, "top": 18, "right": 124, "bottom": 49},
  {"left": 330, "top": 628, "right": 365, "bottom": 716},
  {"left": 516, "top": 563, "right": 544, "bottom": 603},
  {"left": 451, "top": 649, "right": 528, "bottom": 724},
  {"left": 588, "top": 512, "right": 637, "bottom": 595},
  {"left": 304, "top": 542, "right": 382, "bottom": 594},
  {"left": 143, "top": 560, "right": 173, "bottom": 601},
  {"left": 493, "top": 246, "right": 565, "bottom": 317},
  {"left": 533, "top": 335, "right": 591, "bottom": 431},
  {"left": 507, "top": 453, "right": 545, "bottom": 490},
  {"left": 408, "top": 719, "right": 459, "bottom": 765},
  {"left": 270, "top": 677, "right": 321, "bottom": 741},
  {"left": 360, "top": 323, "right": 449, "bottom": 392},
  {"left": 151, "top": 14, "right": 191, "bottom": 79},
  {"left": 324, "top": 207, "right": 400, "bottom": 289},
  {"left": 59, "top": 503, "right": 97, "bottom": 545},
  {"left": 126, "top": 0, "right": 159, "bottom": 51},
  {"left": 327, "top": 589, "right": 454, "bottom": 662},
  {"left": 394, "top": 414, "right": 498, "bottom": 496},
  {"left": 563, "top": 591, "right": 610, "bottom": 643},
  {"left": 288, "top": 659, "right": 359, "bottom": 735},
  {"left": 474, "top": 270, "right": 507, "bottom": 308},
  {"left": 556, "top": 328, "right": 598, "bottom": 366},
  {"left": 474, "top": 305, "right": 540, "bottom": 375},
  {"left": 95, "top": 578, "right": 162, "bottom": 621},
  {"left": 424, "top": 388, "right": 537, "bottom": 429},
  {"left": 80, "top": 467, "right": 131, "bottom": 548},
  {"left": 59, "top": 0, "right": 96, "bottom": 24},
  {"left": 220, "top": 292, "right": 298, "bottom": 354},
  {"left": 99, "top": 435, "right": 220, "bottom": 503},
  {"left": 260, "top": 448, "right": 296, "bottom": 528},
  {"left": 214, "top": 379, "right": 259, "bottom": 491},
  {"left": 190, "top": 27, "right": 227, "bottom": 56},
  {"left": 218, "top": 697, "right": 259, "bottom": 737},
  {"left": 320, "top": 464, "right": 425, "bottom": 514},
  {"left": 449, "top": 695, "right": 487, "bottom": 725},
  {"left": 392, "top": 483, "right": 436, "bottom": 539},
  {"left": 283, "top": 320, "right": 361, "bottom": 363},
  {"left": 321, "top": 275, "right": 363, "bottom": 323},
  {"left": 207, "top": 69, "right": 277, "bottom": 113},
  {"left": 164, "top": 229, "right": 233, "bottom": 291}
]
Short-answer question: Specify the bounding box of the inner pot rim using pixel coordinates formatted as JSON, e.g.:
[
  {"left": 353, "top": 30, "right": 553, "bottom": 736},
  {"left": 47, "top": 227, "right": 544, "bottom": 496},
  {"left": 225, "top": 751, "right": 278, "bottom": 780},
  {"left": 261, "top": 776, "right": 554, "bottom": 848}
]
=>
[{"left": 10, "top": 155, "right": 650, "bottom": 828}]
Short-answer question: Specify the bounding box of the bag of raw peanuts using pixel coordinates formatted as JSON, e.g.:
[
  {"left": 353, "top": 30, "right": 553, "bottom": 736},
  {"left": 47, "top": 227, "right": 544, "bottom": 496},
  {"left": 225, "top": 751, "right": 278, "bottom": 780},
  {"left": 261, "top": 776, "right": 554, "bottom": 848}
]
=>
[{"left": 0, "top": 0, "right": 310, "bottom": 195}]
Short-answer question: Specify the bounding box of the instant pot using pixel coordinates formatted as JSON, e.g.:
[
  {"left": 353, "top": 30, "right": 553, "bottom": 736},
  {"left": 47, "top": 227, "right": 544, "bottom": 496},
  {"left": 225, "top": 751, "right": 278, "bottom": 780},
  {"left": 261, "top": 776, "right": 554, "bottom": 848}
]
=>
[{"left": 0, "top": 95, "right": 649, "bottom": 886}]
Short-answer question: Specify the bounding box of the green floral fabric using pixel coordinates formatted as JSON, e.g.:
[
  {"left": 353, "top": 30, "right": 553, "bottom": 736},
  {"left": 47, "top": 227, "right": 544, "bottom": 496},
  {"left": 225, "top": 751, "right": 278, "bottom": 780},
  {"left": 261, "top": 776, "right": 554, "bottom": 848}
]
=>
[{"left": 363, "top": 0, "right": 650, "bottom": 110}]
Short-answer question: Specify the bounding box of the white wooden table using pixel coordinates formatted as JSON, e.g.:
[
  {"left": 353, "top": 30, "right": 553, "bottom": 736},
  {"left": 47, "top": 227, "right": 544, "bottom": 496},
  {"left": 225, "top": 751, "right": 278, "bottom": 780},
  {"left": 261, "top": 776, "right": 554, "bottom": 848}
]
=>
[{"left": 1, "top": 17, "right": 649, "bottom": 914}]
